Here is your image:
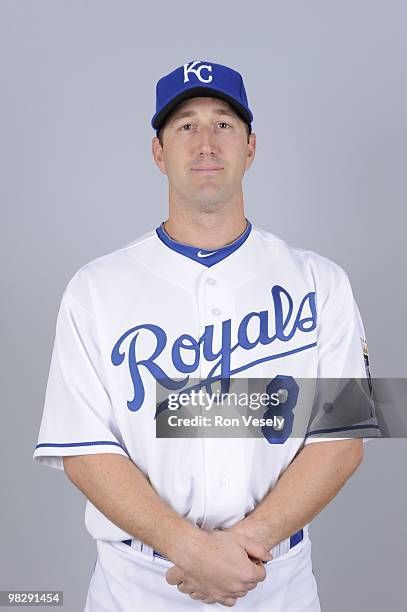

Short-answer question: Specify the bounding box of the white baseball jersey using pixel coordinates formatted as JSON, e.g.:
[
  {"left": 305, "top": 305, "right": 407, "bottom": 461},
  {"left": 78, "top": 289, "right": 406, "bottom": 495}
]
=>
[{"left": 33, "top": 220, "right": 379, "bottom": 548}]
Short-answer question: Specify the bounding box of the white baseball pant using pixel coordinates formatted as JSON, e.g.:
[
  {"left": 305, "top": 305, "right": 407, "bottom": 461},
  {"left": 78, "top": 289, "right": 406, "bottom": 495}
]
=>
[{"left": 83, "top": 533, "right": 321, "bottom": 611}]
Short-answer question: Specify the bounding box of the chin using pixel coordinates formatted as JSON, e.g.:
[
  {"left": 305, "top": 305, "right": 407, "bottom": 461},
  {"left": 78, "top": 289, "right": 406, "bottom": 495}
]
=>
[{"left": 193, "top": 194, "right": 227, "bottom": 209}]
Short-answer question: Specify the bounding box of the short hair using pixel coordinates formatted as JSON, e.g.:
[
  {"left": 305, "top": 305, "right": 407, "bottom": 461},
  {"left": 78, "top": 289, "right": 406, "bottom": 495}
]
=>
[{"left": 157, "top": 103, "right": 252, "bottom": 147}]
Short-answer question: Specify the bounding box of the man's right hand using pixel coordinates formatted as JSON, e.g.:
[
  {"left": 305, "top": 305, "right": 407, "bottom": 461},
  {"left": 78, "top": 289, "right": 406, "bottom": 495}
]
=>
[{"left": 165, "top": 528, "right": 272, "bottom": 606}]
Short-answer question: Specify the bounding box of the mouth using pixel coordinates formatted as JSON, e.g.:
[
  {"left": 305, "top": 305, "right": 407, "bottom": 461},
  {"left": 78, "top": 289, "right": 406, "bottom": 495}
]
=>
[{"left": 191, "top": 167, "right": 224, "bottom": 173}]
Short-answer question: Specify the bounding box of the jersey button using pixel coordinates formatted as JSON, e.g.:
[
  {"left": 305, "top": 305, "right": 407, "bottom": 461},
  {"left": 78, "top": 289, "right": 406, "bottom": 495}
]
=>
[
  {"left": 211, "top": 307, "right": 221, "bottom": 316},
  {"left": 206, "top": 277, "right": 216, "bottom": 286},
  {"left": 277, "top": 388, "right": 288, "bottom": 404}
]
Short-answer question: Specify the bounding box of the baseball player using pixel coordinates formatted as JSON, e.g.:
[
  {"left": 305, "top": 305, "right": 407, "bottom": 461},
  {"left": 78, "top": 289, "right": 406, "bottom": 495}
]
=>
[{"left": 33, "top": 60, "right": 380, "bottom": 611}]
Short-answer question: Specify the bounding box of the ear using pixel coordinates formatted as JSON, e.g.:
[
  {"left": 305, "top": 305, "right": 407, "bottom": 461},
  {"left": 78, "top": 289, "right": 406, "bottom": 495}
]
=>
[
  {"left": 152, "top": 136, "right": 167, "bottom": 175},
  {"left": 245, "top": 132, "right": 256, "bottom": 171}
]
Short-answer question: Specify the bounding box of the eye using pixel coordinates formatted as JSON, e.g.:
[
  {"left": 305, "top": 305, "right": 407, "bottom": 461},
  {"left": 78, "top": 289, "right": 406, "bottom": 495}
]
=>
[
  {"left": 218, "top": 122, "right": 231, "bottom": 128},
  {"left": 180, "top": 123, "right": 193, "bottom": 130}
]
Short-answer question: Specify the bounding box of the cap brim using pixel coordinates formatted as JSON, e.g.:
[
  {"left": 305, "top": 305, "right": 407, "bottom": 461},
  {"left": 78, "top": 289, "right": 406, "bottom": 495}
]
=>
[{"left": 152, "top": 86, "right": 252, "bottom": 130}]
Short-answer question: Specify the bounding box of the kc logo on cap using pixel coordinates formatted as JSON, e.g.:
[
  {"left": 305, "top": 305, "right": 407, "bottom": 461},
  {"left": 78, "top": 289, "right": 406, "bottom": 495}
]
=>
[
  {"left": 183, "top": 61, "right": 213, "bottom": 84},
  {"left": 151, "top": 60, "right": 253, "bottom": 131}
]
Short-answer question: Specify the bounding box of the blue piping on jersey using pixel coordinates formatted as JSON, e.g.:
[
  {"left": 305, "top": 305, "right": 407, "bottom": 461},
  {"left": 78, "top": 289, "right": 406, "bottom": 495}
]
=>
[
  {"left": 35, "top": 441, "right": 127, "bottom": 451},
  {"left": 156, "top": 219, "right": 252, "bottom": 267},
  {"left": 305, "top": 424, "right": 381, "bottom": 437}
]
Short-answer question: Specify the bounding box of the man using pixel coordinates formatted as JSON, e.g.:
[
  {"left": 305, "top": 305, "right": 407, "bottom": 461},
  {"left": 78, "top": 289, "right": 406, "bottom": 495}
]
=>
[{"left": 33, "top": 60, "right": 380, "bottom": 611}]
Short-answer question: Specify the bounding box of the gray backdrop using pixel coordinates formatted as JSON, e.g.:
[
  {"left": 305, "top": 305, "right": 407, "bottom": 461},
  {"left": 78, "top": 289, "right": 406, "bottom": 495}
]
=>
[{"left": 1, "top": 1, "right": 406, "bottom": 610}]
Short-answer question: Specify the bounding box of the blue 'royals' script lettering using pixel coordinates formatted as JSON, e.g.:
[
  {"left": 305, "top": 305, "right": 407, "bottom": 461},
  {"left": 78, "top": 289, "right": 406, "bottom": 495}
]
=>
[{"left": 111, "top": 285, "right": 317, "bottom": 412}]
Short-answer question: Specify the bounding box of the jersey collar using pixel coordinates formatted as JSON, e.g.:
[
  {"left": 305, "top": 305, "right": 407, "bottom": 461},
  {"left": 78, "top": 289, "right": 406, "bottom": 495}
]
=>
[{"left": 155, "top": 219, "right": 252, "bottom": 267}]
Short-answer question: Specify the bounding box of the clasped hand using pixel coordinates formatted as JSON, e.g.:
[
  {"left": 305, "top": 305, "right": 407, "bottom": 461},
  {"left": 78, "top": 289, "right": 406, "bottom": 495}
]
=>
[{"left": 165, "top": 526, "right": 272, "bottom": 607}]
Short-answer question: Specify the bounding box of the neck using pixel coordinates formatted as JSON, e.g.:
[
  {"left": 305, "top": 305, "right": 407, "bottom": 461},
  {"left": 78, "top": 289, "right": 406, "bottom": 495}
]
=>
[{"left": 163, "top": 194, "right": 247, "bottom": 250}]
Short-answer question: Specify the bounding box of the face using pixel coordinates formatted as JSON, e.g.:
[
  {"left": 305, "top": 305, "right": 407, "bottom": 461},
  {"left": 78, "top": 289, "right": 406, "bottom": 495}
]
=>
[{"left": 152, "top": 97, "right": 256, "bottom": 209}]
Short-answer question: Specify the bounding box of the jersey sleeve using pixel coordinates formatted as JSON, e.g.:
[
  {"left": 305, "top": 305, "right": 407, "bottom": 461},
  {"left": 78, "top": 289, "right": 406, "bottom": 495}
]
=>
[
  {"left": 33, "top": 287, "right": 130, "bottom": 471},
  {"left": 304, "top": 266, "right": 381, "bottom": 446}
]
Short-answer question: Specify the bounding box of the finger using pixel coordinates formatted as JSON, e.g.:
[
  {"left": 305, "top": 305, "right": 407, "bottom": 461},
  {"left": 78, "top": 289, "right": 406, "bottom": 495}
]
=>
[
  {"left": 177, "top": 582, "right": 193, "bottom": 595},
  {"left": 230, "top": 590, "right": 249, "bottom": 598},
  {"left": 165, "top": 566, "right": 184, "bottom": 585},
  {"left": 231, "top": 563, "right": 267, "bottom": 587},
  {"left": 218, "top": 597, "right": 237, "bottom": 607},
  {"left": 178, "top": 580, "right": 199, "bottom": 592},
  {"left": 241, "top": 581, "right": 257, "bottom": 592},
  {"left": 250, "top": 562, "right": 268, "bottom": 583},
  {"left": 242, "top": 558, "right": 268, "bottom": 583},
  {"left": 248, "top": 555, "right": 264, "bottom": 565},
  {"left": 242, "top": 536, "right": 272, "bottom": 562},
  {"left": 188, "top": 592, "right": 207, "bottom": 600},
  {"left": 216, "top": 587, "right": 249, "bottom": 598}
]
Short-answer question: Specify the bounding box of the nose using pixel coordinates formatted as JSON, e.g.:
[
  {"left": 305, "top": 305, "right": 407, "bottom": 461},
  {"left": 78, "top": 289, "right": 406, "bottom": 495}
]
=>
[{"left": 196, "top": 126, "right": 217, "bottom": 157}]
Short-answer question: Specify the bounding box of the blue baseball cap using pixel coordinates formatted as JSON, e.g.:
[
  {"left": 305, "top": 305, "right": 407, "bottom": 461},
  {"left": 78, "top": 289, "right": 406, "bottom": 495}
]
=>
[{"left": 151, "top": 60, "right": 253, "bottom": 132}]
